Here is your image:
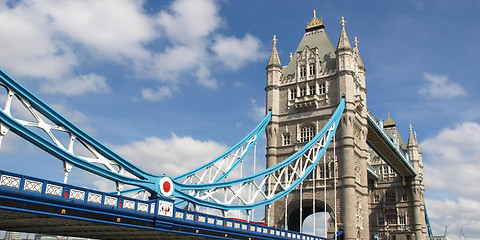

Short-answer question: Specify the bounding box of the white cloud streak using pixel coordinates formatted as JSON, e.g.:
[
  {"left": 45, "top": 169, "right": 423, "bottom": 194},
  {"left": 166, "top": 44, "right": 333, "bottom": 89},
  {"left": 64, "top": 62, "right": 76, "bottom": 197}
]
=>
[{"left": 419, "top": 72, "right": 466, "bottom": 100}]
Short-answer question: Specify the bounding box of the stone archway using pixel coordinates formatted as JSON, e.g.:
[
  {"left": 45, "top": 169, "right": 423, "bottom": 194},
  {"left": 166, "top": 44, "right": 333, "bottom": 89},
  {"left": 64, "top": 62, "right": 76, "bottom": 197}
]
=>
[{"left": 285, "top": 200, "right": 335, "bottom": 236}]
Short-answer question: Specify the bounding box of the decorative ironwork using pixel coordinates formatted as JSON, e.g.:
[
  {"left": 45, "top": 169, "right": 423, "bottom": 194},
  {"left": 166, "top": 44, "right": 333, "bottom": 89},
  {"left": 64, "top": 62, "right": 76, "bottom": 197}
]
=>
[
  {"left": 123, "top": 199, "right": 135, "bottom": 210},
  {"left": 137, "top": 202, "right": 148, "bottom": 212},
  {"left": 0, "top": 175, "right": 20, "bottom": 189},
  {"left": 45, "top": 184, "right": 62, "bottom": 196},
  {"left": 24, "top": 179, "right": 43, "bottom": 193},
  {"left": 104, "top": 196, "right": 118, "bottom": 206},
  {"left": 70, "top": 189, "right": 85, "bottom": 201},
  {"left": 87, "top": 192, "right": 102, "bottom": 204}
]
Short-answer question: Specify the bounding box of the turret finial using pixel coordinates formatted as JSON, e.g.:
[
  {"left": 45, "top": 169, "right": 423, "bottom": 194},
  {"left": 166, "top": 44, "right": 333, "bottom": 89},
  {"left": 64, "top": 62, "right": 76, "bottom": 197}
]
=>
[
  {"left": 272, "top": 35, "right": 278, "bottom": 46},
  {"left": 340, "top": 16, "right": 347, "bottom": 27},
  {"left": 289, "top": 52, "right": 293, "bottom": 60},
  {"left": 354, "top": 37, "right": 359, "bottom": 48}
]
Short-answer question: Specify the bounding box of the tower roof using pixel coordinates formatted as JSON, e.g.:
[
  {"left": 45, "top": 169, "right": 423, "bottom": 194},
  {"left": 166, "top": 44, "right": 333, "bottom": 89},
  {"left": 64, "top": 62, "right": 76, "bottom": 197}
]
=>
[
  {"left": 282, "top": 14, "right": 336, "bottom": 76},
  {"left": 337, "top": 17, "right": 352, "bottom": 51},
  {"left": 267, "top": 35, "right": 282, "bottom": 67}
]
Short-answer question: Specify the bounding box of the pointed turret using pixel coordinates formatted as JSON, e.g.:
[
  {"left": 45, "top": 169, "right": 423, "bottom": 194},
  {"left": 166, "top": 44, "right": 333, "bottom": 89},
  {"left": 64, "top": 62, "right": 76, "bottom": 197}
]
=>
[
  {"left": 267, "top": 35, "right": 282, "bottom": 68},
  {"left": 407, "top": 124, "right": 416, "bottom": 148},
  {"left": 337, "top": 17, "right": 352, "bottom": 51},
  {"left": 353, "top": 37, "right": 365, "bottom": 71}
]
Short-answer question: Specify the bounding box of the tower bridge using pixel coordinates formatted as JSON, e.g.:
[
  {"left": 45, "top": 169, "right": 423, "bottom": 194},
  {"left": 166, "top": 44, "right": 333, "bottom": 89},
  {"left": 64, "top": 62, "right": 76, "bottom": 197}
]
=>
[{"left": 0, "top": 12, "right": 430, "bottom": 240}]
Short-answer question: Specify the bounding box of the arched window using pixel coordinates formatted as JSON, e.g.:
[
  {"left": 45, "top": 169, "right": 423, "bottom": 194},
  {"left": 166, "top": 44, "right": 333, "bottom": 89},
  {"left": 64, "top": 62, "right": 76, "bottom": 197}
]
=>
[{"left": 300, "top": 124, "right": 315, "bottom": 142}]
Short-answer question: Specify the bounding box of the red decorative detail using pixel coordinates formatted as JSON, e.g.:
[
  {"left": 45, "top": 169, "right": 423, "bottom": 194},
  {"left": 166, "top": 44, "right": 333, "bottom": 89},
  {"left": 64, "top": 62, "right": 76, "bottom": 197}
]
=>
[
  {"left": 163, "top": 181, "right": 171, "bottom": 193},
  {"left": 119, "top": 202, "right": 123, "bottom": 208},
  {"left": 64, "top": 191, "right": 69, "bottom": 198}
]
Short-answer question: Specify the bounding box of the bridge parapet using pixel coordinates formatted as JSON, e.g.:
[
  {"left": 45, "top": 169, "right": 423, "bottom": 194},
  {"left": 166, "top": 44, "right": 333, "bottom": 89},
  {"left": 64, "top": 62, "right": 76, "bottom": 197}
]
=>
[{"left": 0, "top": 169, "right": 330, "bottom": 240}]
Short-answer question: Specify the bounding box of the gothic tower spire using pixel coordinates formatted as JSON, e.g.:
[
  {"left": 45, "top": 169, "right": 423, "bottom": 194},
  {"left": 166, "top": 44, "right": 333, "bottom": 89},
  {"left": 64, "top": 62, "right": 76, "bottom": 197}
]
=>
[
  {"left": 337, "top": 17, "right": 352, "bottom": 51},
  {"left": 267, "top": 35, "right": 282, "bottom": 67}
]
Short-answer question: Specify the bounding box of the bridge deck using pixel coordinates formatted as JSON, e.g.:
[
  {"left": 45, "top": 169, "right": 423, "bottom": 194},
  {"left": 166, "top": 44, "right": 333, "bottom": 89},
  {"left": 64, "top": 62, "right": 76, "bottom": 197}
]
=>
[
  {"left": 0, "top": 170, "right": 326, "bottom": 240},
  {"left": 366, "top": 111, "right": 417, "bottom": 177}
]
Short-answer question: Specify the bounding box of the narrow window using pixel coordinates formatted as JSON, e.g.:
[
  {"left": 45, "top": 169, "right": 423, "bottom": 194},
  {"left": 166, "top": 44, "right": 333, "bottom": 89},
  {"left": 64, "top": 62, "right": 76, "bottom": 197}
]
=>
[
  {"left": 399, "top": 212, "right": 407, "bottom": 225},
  {"left": 290, "top": 89, "right": 297, "bottom": 99},
  {"left": 319, "top": 82, "right": 326, "bottom": 94},
  {"left": 299, "top": 86, "right": 306, "bottom": 97},
  {"left": 402, "top": 193, "right": 408, "bottom": 202},
  {"left": 309, "top": 64, "right": 316, "bottom": 75},
  {"left": 309, "top": 84, "right": 316, "bottom": 95},
  {"left": 283, "top": 133, "right": 291, "bottom": 146},
  {"left": 300, "top": 65, "right": 306, "bottom": 77}
]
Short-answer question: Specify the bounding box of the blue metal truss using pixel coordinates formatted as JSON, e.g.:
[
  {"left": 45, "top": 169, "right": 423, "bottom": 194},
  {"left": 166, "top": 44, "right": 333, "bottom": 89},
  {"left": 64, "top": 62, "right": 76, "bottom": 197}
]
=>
[
  {"left": 171, "top": 98, "right": 345, "bottom": 210},
  {"left": 0, "top": 68, "right": 345, "bottom": 212}
]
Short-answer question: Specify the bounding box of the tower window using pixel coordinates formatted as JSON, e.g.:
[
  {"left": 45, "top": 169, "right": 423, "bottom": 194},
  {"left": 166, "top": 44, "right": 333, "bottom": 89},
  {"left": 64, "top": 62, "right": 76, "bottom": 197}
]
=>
[
  {"left": 283, "top": 133, "right": 291, "bottom": 146},
  {"left": 300, "top": 65, "right": 306, "bottom": 77},
  {"left": 300, "top": 124, "right": 315, "bottom": 142},
  {"left": 319, "top": 82, "right": 326, "bottom": 94},
  {"left": 290, "top": 89, "right": 297, "bottom": 99},
  {"left": 299, "top": 86, "right": 306, "bottom": 97},
  {"left": 386, "top": 214, "right": 397, "bottom": 225},
  {"left": 320, "top": 165, "right": 330, "bottom": 179},
  {"left": 385, "top": 191, "right": 396, "bottom": 202},
  {"left": 399, "top": 212, "right": 407, "bottom": 225},
  {"left": 309, "top": 84, "right": 316, "bottom": 95},
  {"left": 374, "top": 195, "right": 380, "bottom": 203},
  {"left": 309, "top": 64, "right": 316, "bottom": 76},
  {"left": 377, "top": 216, "right": 385, "bottom": 226},
  {"left": 402, "top": 193, "right": 408, "bottom": 202}
]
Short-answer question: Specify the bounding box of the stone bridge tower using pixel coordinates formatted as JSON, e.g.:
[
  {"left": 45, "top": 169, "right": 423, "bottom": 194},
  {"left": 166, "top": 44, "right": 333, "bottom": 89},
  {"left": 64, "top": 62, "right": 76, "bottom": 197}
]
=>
[{"left": 265, "top": 13, "right": 369, "bottom": 239}]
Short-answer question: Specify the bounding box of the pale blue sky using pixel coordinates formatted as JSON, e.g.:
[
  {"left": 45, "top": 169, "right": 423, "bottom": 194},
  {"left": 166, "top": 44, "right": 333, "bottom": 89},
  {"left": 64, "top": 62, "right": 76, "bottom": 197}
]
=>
[{"left": 1, "top": 0, "right": 479, "bottom": 239}]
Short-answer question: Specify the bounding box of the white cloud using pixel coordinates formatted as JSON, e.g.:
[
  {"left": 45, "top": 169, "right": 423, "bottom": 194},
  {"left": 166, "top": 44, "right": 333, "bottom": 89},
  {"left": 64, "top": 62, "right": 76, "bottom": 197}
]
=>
[
  {"left": 426, "top": 197, "right": 480, "bottom": 240},
  {"left": 249, "top": 98, "right": 265, "bottom": 122},
  {"left": 156, "top": 0, "right": 221, "bottom": 44},
  {"left": 419, "top": 72, "right": 466, "bottom": 99},
  {"left": 421, "top": 121, "right": 480, "bottom": 198},
  {"left": 141, "top": 85, "right": 177, "bottom": 102},
  {"left": 0, "top": 1, "right": 77, "bottom": 79},
  {"left": 212, "top": 34, "right": 265, "bottom": 71},
  {"left": 35, "top": 0, "right": 155, "bottom": 60},
  {"left": 41, "top": 73, "right": 110, "bottom": 96},
  {"left": 111, "top": 134, "right": 228, "bottom": 177},
  {"left": 421, "top": 122, "right": 480, "bottom": 240},
  {"left": 0, "top": 0, "right": 265, "bottom": 99}
]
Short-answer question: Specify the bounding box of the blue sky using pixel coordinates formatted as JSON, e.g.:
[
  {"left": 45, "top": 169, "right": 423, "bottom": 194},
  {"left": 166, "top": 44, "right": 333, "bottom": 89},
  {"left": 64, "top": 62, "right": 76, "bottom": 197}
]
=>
[{"left": 1, "top": 0, "right": 480, "bottom": 239}]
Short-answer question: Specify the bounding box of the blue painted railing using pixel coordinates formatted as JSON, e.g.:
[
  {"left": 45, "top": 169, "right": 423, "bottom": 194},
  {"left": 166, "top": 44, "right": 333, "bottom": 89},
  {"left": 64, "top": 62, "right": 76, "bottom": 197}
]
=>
[{"left": 0, "top": 169, "right": 329, "bottom": 240}]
